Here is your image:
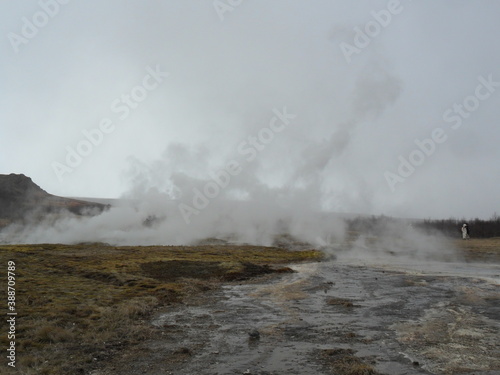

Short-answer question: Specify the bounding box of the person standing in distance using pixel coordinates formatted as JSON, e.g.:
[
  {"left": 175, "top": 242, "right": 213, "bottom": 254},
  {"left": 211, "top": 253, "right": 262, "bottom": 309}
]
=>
[{"left": 461, "top": 223, "right": 470, "bottom": 240}]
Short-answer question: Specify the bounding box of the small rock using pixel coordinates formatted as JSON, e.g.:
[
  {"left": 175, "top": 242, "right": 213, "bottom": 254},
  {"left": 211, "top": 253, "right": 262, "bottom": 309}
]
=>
[
  {"left": 248, "top": 330, "right": 260, "bottom": 340},
  {"left": 174, "top": 347, "right": 192, "bottom": 356}
]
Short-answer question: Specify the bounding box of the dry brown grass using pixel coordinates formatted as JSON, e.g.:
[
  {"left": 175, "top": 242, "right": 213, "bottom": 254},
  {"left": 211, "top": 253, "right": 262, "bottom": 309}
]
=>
[
  {"left": 326, "top": 297, "right": 355, "bottom": 308},
  {"left": 319, "top": 348, "right": 380, "bottom": 375},
  {"left": 454, "top": 237, "right": 500, "bottom": 262},
  {"left": 0, "top": 243, "right": 321, "bottom": 374}
]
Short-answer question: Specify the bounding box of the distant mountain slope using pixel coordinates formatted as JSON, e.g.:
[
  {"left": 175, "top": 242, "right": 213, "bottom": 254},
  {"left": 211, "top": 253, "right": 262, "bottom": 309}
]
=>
[{"left": 0, "top": 174, "right": 108, "bottom": 227}]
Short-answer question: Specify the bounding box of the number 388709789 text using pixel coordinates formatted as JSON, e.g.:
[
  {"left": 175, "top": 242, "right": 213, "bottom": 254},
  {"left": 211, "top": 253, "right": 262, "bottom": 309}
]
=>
[{"left": 7, "top": 261, "right": 17, "bottom": 368}]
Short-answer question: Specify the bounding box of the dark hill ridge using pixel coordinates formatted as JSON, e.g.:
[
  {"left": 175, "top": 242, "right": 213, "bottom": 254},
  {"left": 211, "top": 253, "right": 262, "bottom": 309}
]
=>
[{"left": 0, "top": 173, "right": 108, "bottom": 227}]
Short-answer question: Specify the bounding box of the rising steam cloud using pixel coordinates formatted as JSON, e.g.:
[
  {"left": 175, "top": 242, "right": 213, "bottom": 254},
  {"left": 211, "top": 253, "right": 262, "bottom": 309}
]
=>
[
  {"left": 3, "top": 61, "right": 405, "bottom": 248},
  {"left": 2, "top": 1, "right": 498, "bottom": 258}
]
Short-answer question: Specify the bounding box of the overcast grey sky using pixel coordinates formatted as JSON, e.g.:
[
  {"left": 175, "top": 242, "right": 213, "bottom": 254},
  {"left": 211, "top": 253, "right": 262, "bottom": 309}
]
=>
[{"left": 1, "top": 0, "right": 499, "bottom": 221}]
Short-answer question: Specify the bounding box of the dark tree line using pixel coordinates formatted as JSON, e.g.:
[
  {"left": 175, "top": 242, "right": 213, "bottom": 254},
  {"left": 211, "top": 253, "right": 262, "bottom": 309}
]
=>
[
  {"left": 344, "top": 213, "right": 500, "bottom": 239},
  {"left": 415, "top": 214, "right": 500, "bottom": 238}
]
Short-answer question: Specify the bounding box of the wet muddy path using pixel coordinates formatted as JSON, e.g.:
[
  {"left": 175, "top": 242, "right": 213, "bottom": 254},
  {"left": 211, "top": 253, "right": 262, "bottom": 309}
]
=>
[{"left": 117, "top": 260, "right": 499, "bottom": 375}]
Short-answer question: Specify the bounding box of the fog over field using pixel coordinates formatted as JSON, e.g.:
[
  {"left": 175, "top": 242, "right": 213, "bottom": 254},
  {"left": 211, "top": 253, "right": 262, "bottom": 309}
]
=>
[{"left": 1, "top": 1, "right": 499, "bottom": 245}]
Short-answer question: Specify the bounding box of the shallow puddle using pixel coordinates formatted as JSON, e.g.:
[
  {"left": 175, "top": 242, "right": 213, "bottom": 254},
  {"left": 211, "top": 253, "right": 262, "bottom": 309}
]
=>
[{"left": 149, "top": 260, "right": 500, "bottom": 375}]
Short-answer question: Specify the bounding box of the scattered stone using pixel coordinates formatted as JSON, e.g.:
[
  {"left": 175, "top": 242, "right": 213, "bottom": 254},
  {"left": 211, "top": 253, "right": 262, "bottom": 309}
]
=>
[
  {"left": 248, "top": 330, "right": 260, "bottom": 340},
  {"left": 326, "top": 297, "right": 355, "bottom": 308},
  {"left": 174, "top": 347, "right": 192, "bottom": 356}
]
